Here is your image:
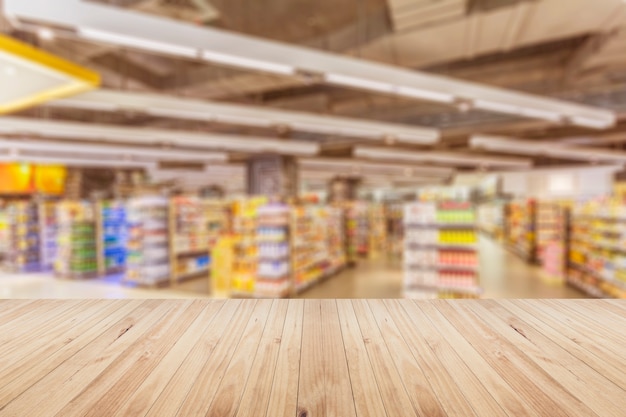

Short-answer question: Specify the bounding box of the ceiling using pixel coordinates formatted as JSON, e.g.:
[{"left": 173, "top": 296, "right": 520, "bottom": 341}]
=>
[{"left": 2, "top": 0, "right": 626, "bottom": 192}]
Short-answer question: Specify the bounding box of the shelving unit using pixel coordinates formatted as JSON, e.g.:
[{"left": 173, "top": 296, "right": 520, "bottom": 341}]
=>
[
  {"left": 55, "top": 201, "right": 98, "bottom": 279},
  {"left": 38, "top": 201, "right": 58, "bottom": 271},
  {"left": 536, "top": 201, "right": 568, "bottom": 283},
  {"left": 230, "top": 198, "right": 263, "bottom": 297},
  {"left": 6, "top": 201, "right": 41, "bottom": 272},
  {"left": 255, "top": 204, "right": 291, "bottom": 297},
  {"left": 169, "top": 197, "right": 228, "bottom": 285},
  {"left": 291, "top": 205, "right": 330, "bottom": 293},
  {"left": 477, "top": 201, "right": 505, "bottom": 240},
  {"left": 386, "top": 203, "right": 404, "bottom": 259},
  {"left": 327, "top": 206, "right": 347, "bottom": 273},
  {"left": 0, "top": 204, "right": 10, "bottom": 264},
  {"left": 345, "top": 201, "right": 368, "bottom": 263},
  {"left": 403, "top": 202, "right": 481, "bottom": 299},
  {"left": 368, "top": 203, "right": 387, "bottom": 259},
  {"left": 97, "top": 200, "right": 127, "bottom": 276},
  {"left": 125, "top": 196, "right": 170, "bottom": 287},
  {"left": 567, "top": 200, "right": 626, "bottom": 298},
  {"left": 505, "top": 199, "right": 537, "bottom": 263}
]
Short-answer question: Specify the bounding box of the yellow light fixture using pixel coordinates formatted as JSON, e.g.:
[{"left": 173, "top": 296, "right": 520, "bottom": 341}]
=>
[{"left": 0, "top": 34, "right": 100, "bottom": 114}]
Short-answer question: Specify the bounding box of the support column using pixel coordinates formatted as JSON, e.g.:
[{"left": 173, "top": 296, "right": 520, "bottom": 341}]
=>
[
  {"left": 246, "top": 155, "right": 298, "bottom": 199},
  {"left": 328, "top": 176, "right": 361, "bottom": 203}
]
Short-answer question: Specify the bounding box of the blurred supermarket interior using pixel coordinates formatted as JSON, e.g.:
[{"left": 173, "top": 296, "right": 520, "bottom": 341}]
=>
[{"left": 1, "top": 0, "right": 626, "bottom": 300}]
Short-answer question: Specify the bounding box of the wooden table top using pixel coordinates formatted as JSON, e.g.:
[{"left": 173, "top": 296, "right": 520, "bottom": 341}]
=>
[{"left": 0, "top": 299, "right": 624, "bottom": 417}]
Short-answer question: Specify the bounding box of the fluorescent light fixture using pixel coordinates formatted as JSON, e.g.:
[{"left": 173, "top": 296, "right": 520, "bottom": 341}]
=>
[
  {"left": 36, "top": 27, "right": 54, "bottom": 41},
  {"left": 395, "top": 86, "right": 455, "bottom": 103},
  {"left": 6, "top": 0, "right": 614, "bottom": 130},
  {"left": 0, "top": 138, "right": 228, "bottom": 161},
  {"left": 78, "top": 27, "right": 199, "bottom": 58},
  {"left": 50, "top": 90, "right": 440, "bottom": 144},
  {"left": 471, "top": 134, "right": 626, "bottom": 163},
  {"left": 298, "top": 158, "right": 454, "bottom": 177},
  {"left": 325, "top": 73, "right": 395, "bottom": 94},
  {"left": 518, "top": 108, "right": 563, "bottom": 122},
  {"left": 201, "top": 50, "right": 294, "bottom": 75},
  {"left": 0, "top": 153, "right": 156, "bottom": 168},
  {"left": 354, "top": 146, "right": 533, "bottom": 168},
  {"left": 0, "top": 117, "right": 319, "bottom": 156}
]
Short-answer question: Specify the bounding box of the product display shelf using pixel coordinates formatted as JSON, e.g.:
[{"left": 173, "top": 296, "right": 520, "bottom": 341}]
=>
[
  {"left": 169, "top": 197, "right": 228, "bottom": 285},
  {"left": 98, "top": 200, "right": 127, "bottom": 276},
  {"left": 477, "top": 201, "right": 505, "bottom": 240},
  {"left": 230, "top": 197, "right": 263, "bottom": 298},
  {"left": 38, "top": 201, "right": 58, "bottom": 271},
  {"left": 291, "top": 205, "right": 331, "bottom": 293},
  {"left": 567, "top": 201, "right": 626, "bottom": 298},
  {"left": 6, "top": 201, "right": 41, "bottom": 273},
  {"left": 124, "top": 196, "right": 170, "bottom": 287},
  {"left": 368, "top": 204, "right": 387, "bottom": 259},
  {"left": 386, "top": 203, "right": 404, "bottom": 259},
  {"left": 327, "top": 206, "right": 347, "bottom": 273},
  {"left": 255, "top": 203, "right": 291, "bottom": 298},
  {"left": 0, "top": 207, "right": 8, "bottom": 262},
  {"left": 54, "top": 201, "right": 98, "bottom": 279},
  {"left": 345, "top": 201, "right": 368, "bottom": 263},
  {"left": 403, "top": 202, "right": 481, "bottom": 299},
  {"left": 536, "top": 201, "right": 568, "bottom": 283},
  {"left": 505, "top": 200, "right": 537, "bottom": 263}
]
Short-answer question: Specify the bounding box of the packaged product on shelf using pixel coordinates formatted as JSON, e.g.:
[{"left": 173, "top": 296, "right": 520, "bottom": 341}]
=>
[
  {"left": 403, "top": 202, "right": 481, "bottom": 299},
  {"left": 125, "top": 196, "right": 170, "bottom": 286},
  {"left": 55, "top": 201, "right": 98, "bottom": 279},
  {"left": 6, "top": 201, "right": 41, "bottom": 272}
]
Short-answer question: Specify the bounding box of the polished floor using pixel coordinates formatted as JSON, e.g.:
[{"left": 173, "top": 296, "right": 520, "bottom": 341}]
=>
[
  {"left": 1, "top": 299, "right": 623, "bottom": 416},
  {"left": 0, "top": 236, "right": 585, "bottom": 299}
]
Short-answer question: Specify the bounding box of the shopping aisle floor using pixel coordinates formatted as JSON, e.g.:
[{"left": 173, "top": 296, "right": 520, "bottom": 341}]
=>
[{"left": 0, "top": 236, "right": 585, "bottom": 298}]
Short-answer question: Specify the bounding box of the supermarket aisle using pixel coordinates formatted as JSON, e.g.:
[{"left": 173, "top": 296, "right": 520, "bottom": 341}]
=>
[{"left": 296, "top": 235, "right": 586, "bottom": 299}]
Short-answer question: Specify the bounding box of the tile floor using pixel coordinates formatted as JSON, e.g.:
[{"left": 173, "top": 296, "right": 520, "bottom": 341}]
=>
[{"left": 0, "top": 236, "right": 585, "bottom": 299}]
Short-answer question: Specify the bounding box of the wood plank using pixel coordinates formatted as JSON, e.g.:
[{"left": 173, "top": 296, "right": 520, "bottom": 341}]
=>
[
  {"left": 173, "top": 300, "right": 270, "bottom": 417},
  {"left": 0, "top": 300, "right": 176, "bottom": 417},
  {"left": 85, "top": 300, "right": 224, "bottom": 417},
  {"left": 374, "top": 299, "right": 478, "bottom": 417},
  {"left": 0, "top": 300, "right": 39, "bottom": 321},
  {"left": 432, "top": 300, "right": 600, "bottom": 417},
  {"left": 235, "top": 300, "right": 288, "bottom": 417},
  {"left": 463, "top": 300, "right": 626, "bottom": 416},
  {"left": 0, "top": 300, "right": 108, "bottom": 373},
  {"left": 508, "top": 300, "right": 626, "bottom": 375},
  {"left": 498, "top": 299, "right": 626, "bottom": 391},
  {"left": 0, "top": 300, "right": 144, "bottom": 406},
  {"left": 205, "top": 299, "right": 276, "bottom": 417},
  {"left": 264, "top": 299, "right": 304, "bottom": 417},
  {"left": 335, "top": 300, "right": 388, "bottom": 417},
  {"left": 524, "top": 300, "right": 625, "bottom": 358},
  {"left": 54, "top": 300, "right": 205, "bottom": 417},
  {"left": 320, "top": 300, "right": 356, "bottom": 417},
  {"left": 403, "top": 300, "right": 531, "bottom": 417},
  {"left": 297, "top": 299, "right": 326, "bottom": 417},
  {"left": 366, "top": 300, "right": 447, "bottom": 417},
  {"left": 143, "top": 300, "right": 248, "bottom": 417},
  {"left": 549, "top": 300, "right": 626, "bottom": 345},
  {"left": 351, "top": 299, "right": 419, "bottom": 417}
]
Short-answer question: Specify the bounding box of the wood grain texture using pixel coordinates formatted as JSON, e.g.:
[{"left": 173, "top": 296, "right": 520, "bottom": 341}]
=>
[{"left": 0, "top": 299, "right": 624, "bottom": 417}]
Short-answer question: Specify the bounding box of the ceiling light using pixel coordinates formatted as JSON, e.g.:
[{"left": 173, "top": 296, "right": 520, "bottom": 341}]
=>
[
  {"left": 354, "top": 146, "right": 533, "bottom": 168},
  {"left": 395, "top": 86, "right": 456, "bottom": 103},
  {"left": 0, "top": 154, "right": 156, "bottom": 168},
  {"left": 0, "top": 138, "right": 228, "bottom": 161},
  {"left": 471, "top": 134, "right": 626, "bottom": 163},
  {"left": 298, "top": 158, "right": 454, "bottom": 176},
  {"left": 569, "top": 116, "right": 614, "bottom": 130},
  {"left": 325, "top": 73, "right": 395, "bottom": 94},
  {"left": 78, "top": 27, "right": 199, "bottom": 58},
  {"left": 50, "top": 90, "right": 440, "bottom": 144},
  {"left": 201, "top": 50, "right": 294, "bottom": 75},
  {"left": 36, "top": 27, "right": 55, "bottom": 41},
  {"left": 0, "top": 117, "right": 319, "bottom": 156}
]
